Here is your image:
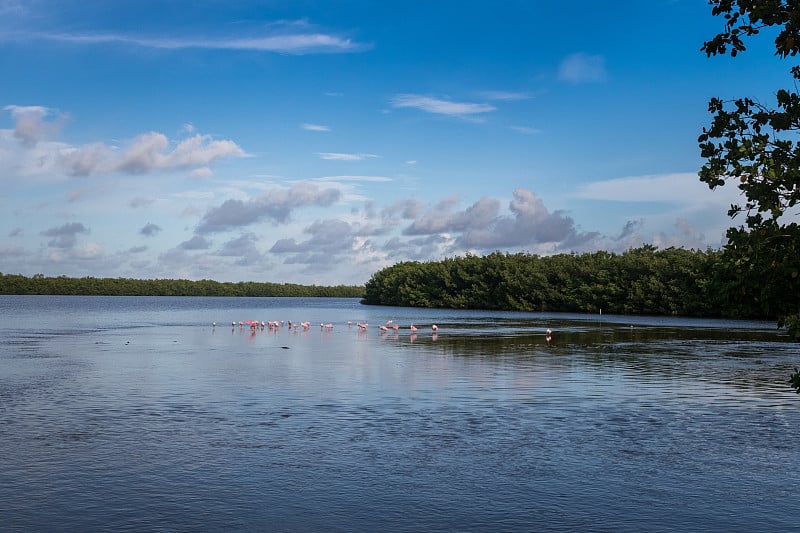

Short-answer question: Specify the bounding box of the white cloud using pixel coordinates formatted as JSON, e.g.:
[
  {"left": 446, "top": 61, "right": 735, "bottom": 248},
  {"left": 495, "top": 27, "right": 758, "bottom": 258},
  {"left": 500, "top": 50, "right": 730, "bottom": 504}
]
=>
[
  {"left": 404, "top": 196, "right": 500, "bottom": 235},
  {"left": 113, "top": 132, "right": 246, "bottom": 174},
  {"left": 653, "top": 218, "right": 709, "bottom": 250},
  {"left": 395, "top": 188, "right": 592, "bottom": 251},
  {"left": 573, "top": 174, "right": 737, "bottom": 251},
  {"left": 40, "top": 221, "right": 89, "bottom": 249},
  {"left": 479, "top": 90, "right": 532, "bottom": 101},
  {"left": 196, "top": 182, "right": 341, "bottom": 234},
  {"left": 4, "top": 105, "right": 67, "bottom": 145},
  {"left": 13, "top": 28, "right": 368, "bottom": 55},
  {"left": 510, "top": 125, "right": 542, "bottom": 135},
  {"left": 75, "top": 242, "right": 103, "bottom": 259},
  {"left": 1, "top": 106, "right": 246, "bottom": 180},
  {"left": 314, "top": 175, "right": 393, "bottom": 183},
  {"left": 390, "top": 94, "right": 496, "bottom": 117},
  {"left": 190, "top": 167, "right": 213, "bottom": 178},
  {"left": 558, "top": 52, "right": 607, "bottom": 84},
  {"left": 61, "top": 142, "right": 111, "bottom": 177},
  {"left": 317, "top": 152, "right": 379, "bottom": 161},
  {"left": 574, "top": 172, "right": 740, "bottom": 207},
  {"left": 302, "top": 123, "right": 330, "bottom": 132}
]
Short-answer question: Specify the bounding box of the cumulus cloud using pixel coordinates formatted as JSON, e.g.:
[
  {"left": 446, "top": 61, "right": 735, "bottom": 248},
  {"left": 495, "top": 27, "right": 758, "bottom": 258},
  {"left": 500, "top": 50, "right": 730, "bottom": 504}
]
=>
[
  {"left": 404, "top": 196, "right": 500, "bottom": 235},
  {"left": 196, "top": 182, "right": 341, "bottom": 234},
  {"left": 129, "top": 196, "right": 155, "bottom": 209},
  {"left": 382, "top": 198, "right": 425, "bottom": 221},
  {"left": 653, "top": 218, "right": 708, "bottom": 250},
  {"left": 397, "top": 188, "right": 596, "bottom": 252},
  {"left": 218, "top": 233, "right": 256, "bottom": 256},
  {"left": 268, "top": 218, "right": 384, "bottom": 275},
  {"left": 113, "top": 132, "right": 245, "bottom": 175},
  {"left": 41, "top": 221, "right": 89, "bottom": 248},
  {"left": 558, "top": 52, "right": 607, "bottom": 84},
  {"left": 74, "top": 242, "right": 102, "bottom": 259},
  {"left": 382, "top": 233, "right": 454, "bottom": 262},
  {"left": 457, "top": 189, "right": 589, "bottom": 248},
  {"left": 180, "top": 235, "right": 211, "bottom": 250},
  {"left": 62, "top": 142, "right": 111, "bottom": 176},
  {"left": 390, "top": 94, "right": 496, "bottom": 117},
  {"left": 1, "top": 106, "right": 246, "bottom": 179},
  {"left": 4, "top": 105, "right": 67, "bottom": 145},
  {"left": 217, "top": 233, "right": 264, "bottom": 266},
  {"left": 281, "top": 218, "right": 356, "bottom": 251},
  {"left": 139, "top": 223, "right": 162, "bottom": 236},
  {"left": 617, "top": 219, "right": 644, "bottom": 240}
]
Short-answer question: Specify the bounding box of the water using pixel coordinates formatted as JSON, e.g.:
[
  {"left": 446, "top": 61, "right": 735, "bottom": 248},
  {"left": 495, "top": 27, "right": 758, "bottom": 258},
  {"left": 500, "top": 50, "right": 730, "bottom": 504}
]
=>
[{"left": 1, "top": 295, "right": 798, "bottom": 532}]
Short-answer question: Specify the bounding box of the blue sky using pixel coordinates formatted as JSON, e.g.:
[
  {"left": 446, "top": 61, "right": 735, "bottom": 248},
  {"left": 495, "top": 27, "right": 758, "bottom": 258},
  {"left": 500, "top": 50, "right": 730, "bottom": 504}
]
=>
[{"left": 0, "top": 0, "right": 789, "bottom": 285}]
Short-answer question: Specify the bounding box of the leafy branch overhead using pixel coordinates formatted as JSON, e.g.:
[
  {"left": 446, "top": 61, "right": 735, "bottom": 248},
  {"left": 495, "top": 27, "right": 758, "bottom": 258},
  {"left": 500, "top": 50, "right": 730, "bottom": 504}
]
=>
[{"left": 699, "top": 0, "right": 800, "bottom": 339}]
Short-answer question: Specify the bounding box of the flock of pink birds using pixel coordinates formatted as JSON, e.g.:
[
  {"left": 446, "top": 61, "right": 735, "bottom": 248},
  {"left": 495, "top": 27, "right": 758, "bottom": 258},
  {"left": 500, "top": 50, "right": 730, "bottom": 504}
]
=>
[{"left": 214, "top": 319, "right": 439, "bottom": 334}]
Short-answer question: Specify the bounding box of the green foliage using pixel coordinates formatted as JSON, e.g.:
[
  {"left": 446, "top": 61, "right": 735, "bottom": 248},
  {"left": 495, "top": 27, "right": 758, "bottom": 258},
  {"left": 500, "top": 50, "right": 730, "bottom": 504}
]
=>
[
  {"left": 790, "top": 367, "right": 800, "bottom": 393},
  {"left": 363, "top": 247, "right": 727, "bottom": 318},
  {"left": 0, "top": 273, "right": 364, "bottom": 298},
  {"left": 700, "top": 0, "right": 800, "bottom": 340}
]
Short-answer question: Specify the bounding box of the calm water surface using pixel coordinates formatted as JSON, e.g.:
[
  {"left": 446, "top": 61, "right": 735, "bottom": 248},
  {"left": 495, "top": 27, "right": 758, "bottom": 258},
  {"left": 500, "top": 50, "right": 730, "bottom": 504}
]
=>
[{"left": 1, "top": 296, "right": 798, "bottom": 532}]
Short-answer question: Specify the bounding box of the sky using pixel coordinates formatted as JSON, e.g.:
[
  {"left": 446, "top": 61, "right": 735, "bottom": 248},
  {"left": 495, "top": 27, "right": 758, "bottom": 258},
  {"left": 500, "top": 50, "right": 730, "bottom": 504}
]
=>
[{"left": 0, "top": 0, "right": 791, "bottom": 285}]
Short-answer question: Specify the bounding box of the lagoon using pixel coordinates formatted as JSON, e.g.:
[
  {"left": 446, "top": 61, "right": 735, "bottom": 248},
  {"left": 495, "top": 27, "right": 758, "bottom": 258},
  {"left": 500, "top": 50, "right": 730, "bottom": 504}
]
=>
[{"left": 1, "top": 295, "right": 798, "bottom": 531}]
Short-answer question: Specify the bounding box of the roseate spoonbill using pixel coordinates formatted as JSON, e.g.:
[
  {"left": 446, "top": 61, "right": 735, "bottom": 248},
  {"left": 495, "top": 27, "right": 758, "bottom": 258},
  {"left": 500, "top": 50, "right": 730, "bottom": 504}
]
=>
[{"left": 410, "top": 324, "right": 418, "bottom": 332}]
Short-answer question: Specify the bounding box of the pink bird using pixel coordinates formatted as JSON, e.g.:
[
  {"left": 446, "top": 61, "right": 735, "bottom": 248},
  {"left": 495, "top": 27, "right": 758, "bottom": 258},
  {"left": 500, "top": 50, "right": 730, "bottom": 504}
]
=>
[
  {"left": 431, "top": 324, "right": 438, "bottom": 332},
  {"left": 410, "top": 324, "right": 418, "bottom": 332}
]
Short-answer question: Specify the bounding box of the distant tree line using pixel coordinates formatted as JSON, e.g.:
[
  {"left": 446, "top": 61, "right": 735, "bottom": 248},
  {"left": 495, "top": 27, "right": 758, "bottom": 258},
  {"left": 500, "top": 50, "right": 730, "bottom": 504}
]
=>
[
  {"left": 362, "top": 246, "right": 789, "bottom": 323},
  {"left": 0, "top": 273, "right": 365, "bottom": 298}
]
